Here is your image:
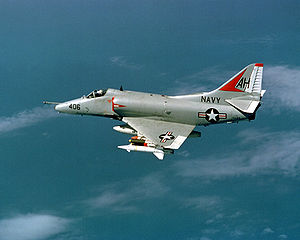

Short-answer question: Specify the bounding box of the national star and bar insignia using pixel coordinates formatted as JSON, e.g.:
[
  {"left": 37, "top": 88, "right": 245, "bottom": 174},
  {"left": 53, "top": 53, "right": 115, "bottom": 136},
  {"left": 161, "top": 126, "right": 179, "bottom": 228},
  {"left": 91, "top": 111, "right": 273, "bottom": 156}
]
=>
[
  {"left": 198, "top": 108, "right": 227, "bottom": 123},
  {"left": 159, "top": 131, "right": 175, "bottom": 143}
]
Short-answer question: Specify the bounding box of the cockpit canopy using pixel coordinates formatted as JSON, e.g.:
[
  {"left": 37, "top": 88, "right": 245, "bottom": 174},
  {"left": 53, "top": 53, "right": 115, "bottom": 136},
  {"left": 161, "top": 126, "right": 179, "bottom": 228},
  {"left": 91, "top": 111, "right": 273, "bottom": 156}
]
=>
[{"left": 86, "top": 89, "right": 107, "bottom": 99}]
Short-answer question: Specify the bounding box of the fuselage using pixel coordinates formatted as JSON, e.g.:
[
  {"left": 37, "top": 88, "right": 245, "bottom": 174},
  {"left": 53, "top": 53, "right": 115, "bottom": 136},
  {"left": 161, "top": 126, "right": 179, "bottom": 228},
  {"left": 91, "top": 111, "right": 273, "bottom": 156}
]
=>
[{"left": 54, "top": 88, "right": 249, "bottom": 126}]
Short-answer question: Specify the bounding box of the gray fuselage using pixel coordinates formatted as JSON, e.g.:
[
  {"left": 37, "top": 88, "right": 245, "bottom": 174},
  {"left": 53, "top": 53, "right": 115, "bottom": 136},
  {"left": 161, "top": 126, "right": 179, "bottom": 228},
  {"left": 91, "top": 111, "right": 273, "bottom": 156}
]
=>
[{"left": 55, "top": 88, "right": 248, "bottom": 126}]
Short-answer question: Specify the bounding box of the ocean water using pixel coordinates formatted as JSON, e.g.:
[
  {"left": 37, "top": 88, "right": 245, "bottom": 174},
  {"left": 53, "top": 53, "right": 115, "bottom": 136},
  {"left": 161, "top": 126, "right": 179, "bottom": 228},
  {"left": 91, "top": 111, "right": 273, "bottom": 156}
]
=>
[{"left": 0, "top": 1, "right": 300, "bottom": 239}]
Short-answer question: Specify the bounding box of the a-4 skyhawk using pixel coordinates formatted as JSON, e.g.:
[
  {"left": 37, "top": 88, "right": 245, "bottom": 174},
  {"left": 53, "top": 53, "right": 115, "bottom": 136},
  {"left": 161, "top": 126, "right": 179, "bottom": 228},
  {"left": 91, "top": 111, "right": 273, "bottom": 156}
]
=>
[{"left": 44, "top": 63, "right": 265, "bottom": 160}]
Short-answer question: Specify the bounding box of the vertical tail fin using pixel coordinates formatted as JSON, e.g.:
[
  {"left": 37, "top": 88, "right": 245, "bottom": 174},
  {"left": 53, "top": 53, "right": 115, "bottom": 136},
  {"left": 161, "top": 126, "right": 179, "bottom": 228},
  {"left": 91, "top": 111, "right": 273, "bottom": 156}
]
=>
[
  {"left": 217, "top": 63, "right": 264, "bottom": 94},
  {"left": 207, "top": 63, "right": 265, "bottom": 114}
]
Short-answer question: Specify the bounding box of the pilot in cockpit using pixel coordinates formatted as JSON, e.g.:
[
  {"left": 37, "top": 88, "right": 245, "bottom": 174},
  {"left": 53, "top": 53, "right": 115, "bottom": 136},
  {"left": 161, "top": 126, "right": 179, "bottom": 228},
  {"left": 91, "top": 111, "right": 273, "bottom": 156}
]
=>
[{"left": 86, "top": 89, "right": 107, "bottom": 99}]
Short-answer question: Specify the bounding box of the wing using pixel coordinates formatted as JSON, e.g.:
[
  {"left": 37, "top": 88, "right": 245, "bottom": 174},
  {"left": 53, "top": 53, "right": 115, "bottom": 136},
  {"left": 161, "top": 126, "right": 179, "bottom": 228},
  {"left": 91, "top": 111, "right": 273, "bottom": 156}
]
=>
[{"left": 122, "top": 117, "right": 195, "bottom": 149}]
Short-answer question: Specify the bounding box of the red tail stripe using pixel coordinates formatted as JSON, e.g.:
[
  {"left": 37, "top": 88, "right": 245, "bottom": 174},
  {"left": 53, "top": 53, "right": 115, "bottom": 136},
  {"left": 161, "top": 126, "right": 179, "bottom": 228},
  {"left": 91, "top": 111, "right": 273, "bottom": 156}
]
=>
[
  {"left": 255, "top": 63, "right": 264, "bottom": 67},
  {"left": 219, "top": 69, "right": 246, "bottom": 92}
]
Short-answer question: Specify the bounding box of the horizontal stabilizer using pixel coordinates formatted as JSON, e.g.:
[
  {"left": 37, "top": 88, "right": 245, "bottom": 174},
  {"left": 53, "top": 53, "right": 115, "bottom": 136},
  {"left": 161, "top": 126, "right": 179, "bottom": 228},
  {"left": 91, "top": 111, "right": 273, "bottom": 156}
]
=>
[{"left": 225, "top": 98, "right": 260, "bottom": 114}]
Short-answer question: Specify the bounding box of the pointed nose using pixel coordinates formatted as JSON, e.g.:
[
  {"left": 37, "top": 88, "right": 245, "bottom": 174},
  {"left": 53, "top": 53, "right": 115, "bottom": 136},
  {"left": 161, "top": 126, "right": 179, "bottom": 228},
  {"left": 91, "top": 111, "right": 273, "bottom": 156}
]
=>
[{"left": 54, "top": 103, "right": 66, "bottom": 112}]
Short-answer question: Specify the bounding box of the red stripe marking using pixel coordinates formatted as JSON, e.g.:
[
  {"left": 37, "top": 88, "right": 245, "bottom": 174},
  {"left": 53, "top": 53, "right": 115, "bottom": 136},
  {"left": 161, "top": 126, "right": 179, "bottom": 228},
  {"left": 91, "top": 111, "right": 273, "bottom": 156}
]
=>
[
  {"left": 108, "top": 97, "right": 126, "bottom": 112},
  {"left": 255, "top": 63, "right": 263, "bottom": 67},
  {"left": 114, "top": 104, "right": 126, "bottom": 108},
  {"left": 111, "top": 97, "right": 115, "bottom": 112},
  {"left": 219, "top": 69, "right": 246, "bottom": 92}
]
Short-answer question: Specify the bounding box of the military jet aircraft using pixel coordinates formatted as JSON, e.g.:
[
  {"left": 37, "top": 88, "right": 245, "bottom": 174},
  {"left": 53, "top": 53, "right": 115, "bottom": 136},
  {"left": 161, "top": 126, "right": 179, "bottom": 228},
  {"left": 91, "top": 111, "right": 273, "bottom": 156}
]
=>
[{"left": 44, "top": 63, "right": 265, "bottom": 160}]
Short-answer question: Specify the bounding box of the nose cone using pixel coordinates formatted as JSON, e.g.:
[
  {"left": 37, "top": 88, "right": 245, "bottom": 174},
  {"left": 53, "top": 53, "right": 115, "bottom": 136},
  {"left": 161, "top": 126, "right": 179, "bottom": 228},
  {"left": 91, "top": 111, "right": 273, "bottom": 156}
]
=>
[{"left": 54, "top": 103, "right": 67, "bottom": 113}]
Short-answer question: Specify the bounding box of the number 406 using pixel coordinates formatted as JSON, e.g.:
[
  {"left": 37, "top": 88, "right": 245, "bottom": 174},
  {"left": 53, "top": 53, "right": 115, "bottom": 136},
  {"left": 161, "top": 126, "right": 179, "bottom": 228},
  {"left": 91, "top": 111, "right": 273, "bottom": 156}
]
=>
[{"left": 69, "top": 104, "right": 80, "bottom": 110}]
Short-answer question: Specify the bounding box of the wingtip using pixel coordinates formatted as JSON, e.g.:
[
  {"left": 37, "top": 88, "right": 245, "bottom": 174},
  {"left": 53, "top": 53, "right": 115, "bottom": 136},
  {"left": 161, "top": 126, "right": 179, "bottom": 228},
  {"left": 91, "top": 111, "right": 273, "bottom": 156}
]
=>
[{"left": 153, "top": 151, "right": 164, "bottom": 160}]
